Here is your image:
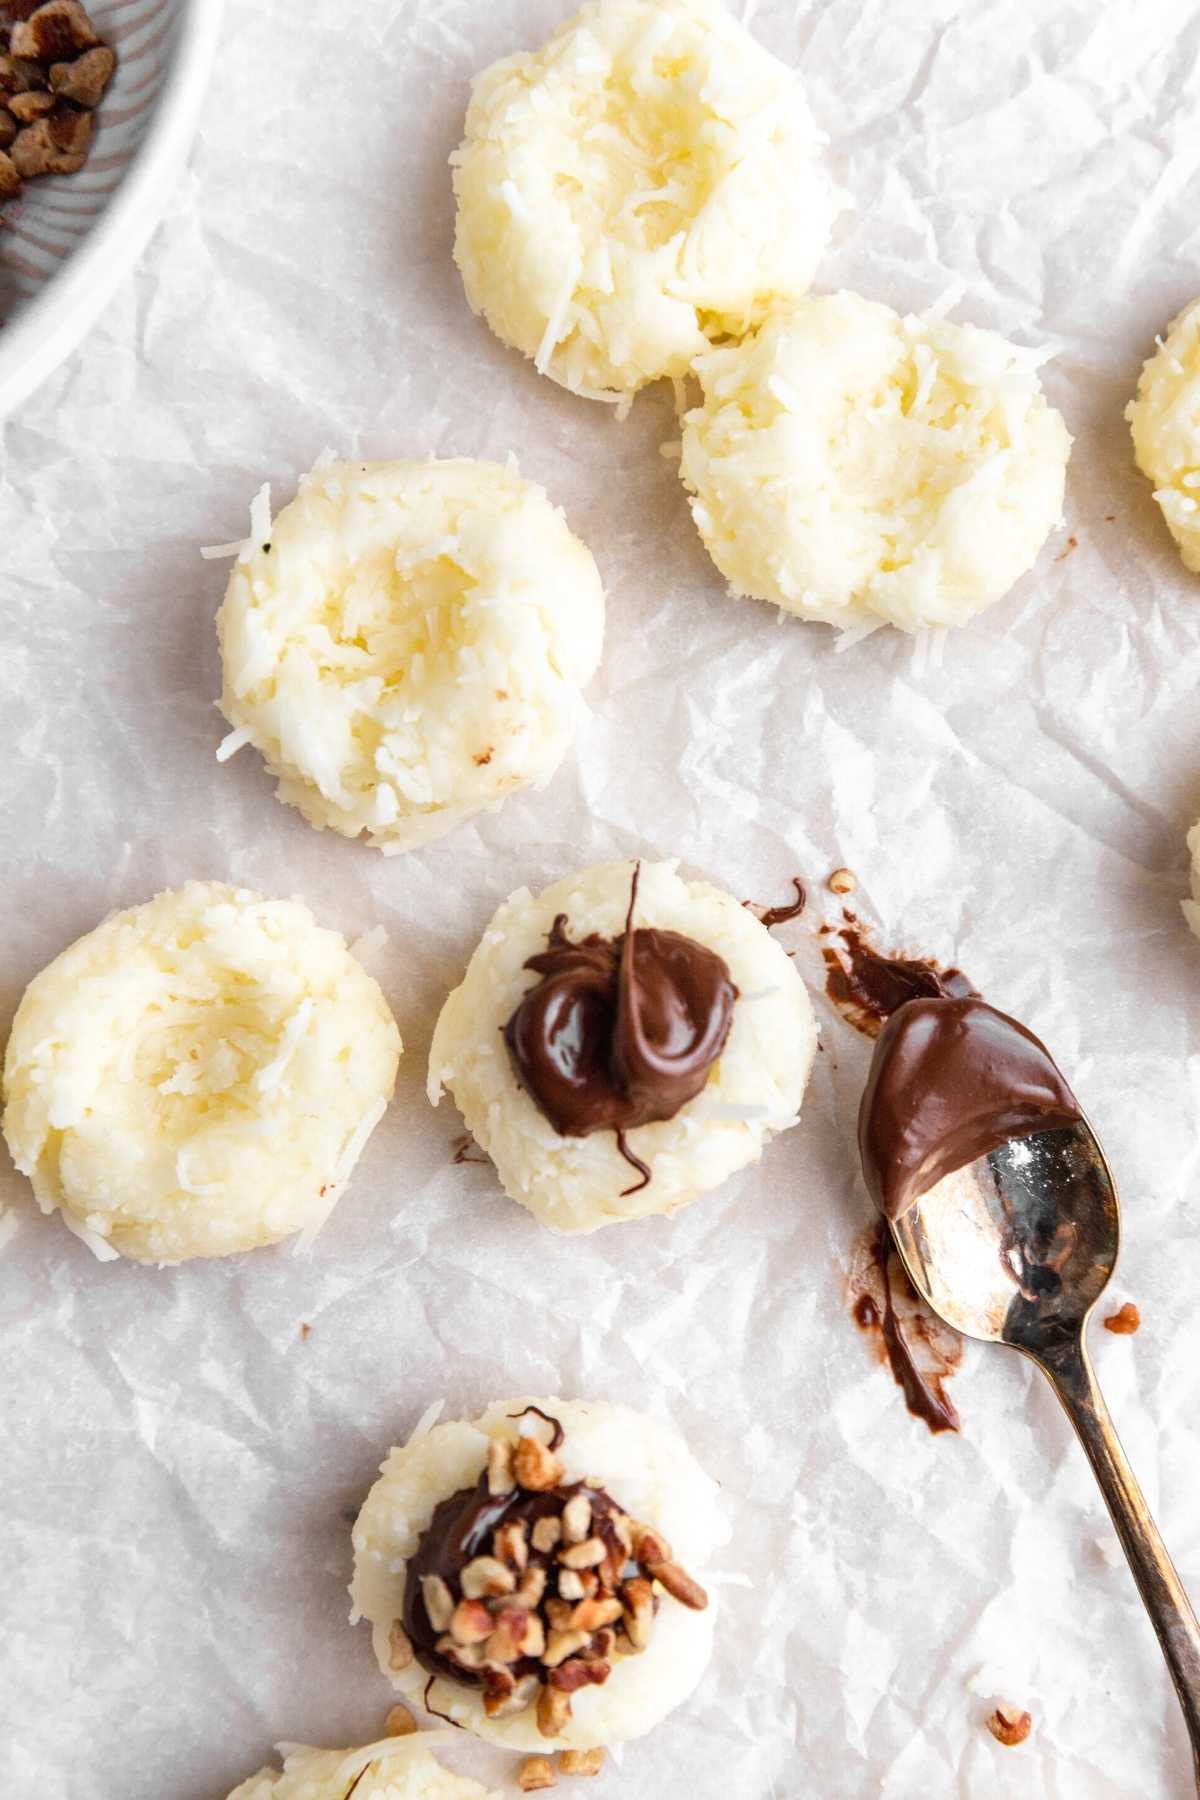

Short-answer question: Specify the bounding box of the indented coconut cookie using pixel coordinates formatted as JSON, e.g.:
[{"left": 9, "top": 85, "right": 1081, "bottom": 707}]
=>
[
  {"left": 227, "top": 1733, "right": 498, "bottom": 1800},
  {"left": 214, "top": 457, "right": 605, "bottom": 854},
  {"left": 1, "top": 882, "right": 400, "bottom": 1263},
  {"left": 351, "top": 1398, "right": 729, "bottom": 1754},
  {"left": 452, "top": 0, "right": 839, "bottom": 402},
  {"left": 428, "top": 859, "right": 817, "bottom": 1233},
  {"left": 680, "top": 291, "right": 1073, "bottom": 636},
  {"left": 1127, "top": 299, "right": 1200, "bottom": 572}
]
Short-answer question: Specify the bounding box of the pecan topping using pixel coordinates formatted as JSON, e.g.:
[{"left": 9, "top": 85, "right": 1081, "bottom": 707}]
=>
[{"left": 400, "top": 1416, "right": 710, "bottom": 1739}]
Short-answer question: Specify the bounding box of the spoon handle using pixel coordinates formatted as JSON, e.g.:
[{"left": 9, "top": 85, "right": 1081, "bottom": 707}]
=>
[{"left": 1041, "top": 1334, "right": 1200, "bottom": 1782}]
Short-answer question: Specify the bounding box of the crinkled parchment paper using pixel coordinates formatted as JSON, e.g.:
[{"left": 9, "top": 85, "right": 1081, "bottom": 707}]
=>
[{"left": 4, "top": 2, "right": 1200, "bottom": 1795}]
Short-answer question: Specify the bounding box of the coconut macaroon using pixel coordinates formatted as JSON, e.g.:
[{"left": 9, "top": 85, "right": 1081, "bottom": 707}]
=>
[
  {"left": 351, "top": 1398, "right": 729, "bottom": 1756},
  {"left": 452, "top": 0, "right": 839, "bottom": 402},
  {"left": 428, "top": 858, "right": 817, "bottom": 1233},
  {"left": 214, "top": 458, "right": 605, "bottom": 854},
  {"left": 1127, "top": 299, "right": 1200, "bottom": 573},
  {"left": 227, "top": 1734, "right": 498, "bottom": 1800},
  {"left": 1, "top": 882, "right": 400, "bottom": 1263},
  {"left": 680, "top": 290, "right": 1073, "bottom": 637}
]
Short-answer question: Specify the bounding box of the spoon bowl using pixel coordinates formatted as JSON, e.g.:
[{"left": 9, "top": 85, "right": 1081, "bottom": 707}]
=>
[
  {"left": 891, "top": 1120, "right": 1119, "bottom": 1350},
  {"left": 890, "top": 1117, "right": 1200, "bottom": 1786}
]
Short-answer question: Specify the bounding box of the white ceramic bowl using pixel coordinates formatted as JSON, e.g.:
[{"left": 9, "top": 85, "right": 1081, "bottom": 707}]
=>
[{"left": 0, "top": 0, "right": 223, "bottom": 418}]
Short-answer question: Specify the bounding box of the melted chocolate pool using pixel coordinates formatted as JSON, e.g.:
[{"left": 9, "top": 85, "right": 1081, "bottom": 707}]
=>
[
  {"left": 824, "top": 923, "right": 976, "bottom": 1036},
  {"left": 504, "top": 866, "right": 738, "bottom": 1191}
]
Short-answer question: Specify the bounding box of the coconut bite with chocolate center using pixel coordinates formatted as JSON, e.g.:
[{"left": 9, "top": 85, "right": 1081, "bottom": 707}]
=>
[
  {"left": 351, "top": 1399, "right": 728, "bottom": 1754},
  {"left": 428, "top": 859, "right": 817, "bottom": 1232}
]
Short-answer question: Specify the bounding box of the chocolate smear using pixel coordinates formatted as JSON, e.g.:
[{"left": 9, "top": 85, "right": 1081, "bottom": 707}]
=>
[
  {"left": 503, "top": 865, "right": 738, "bottom": 1193},
  {"left": 823, "top": 921, "right": 975, "bottom": 1038},
  {"left": 859, "top": 996, "right": 1083, "bottom": 1224},
  {"left": 451, "top": 1134, "right": 490, "bottom": 1167},
  {"left": 850, "top": 1217, "right": 962, "bottom": 1434}
]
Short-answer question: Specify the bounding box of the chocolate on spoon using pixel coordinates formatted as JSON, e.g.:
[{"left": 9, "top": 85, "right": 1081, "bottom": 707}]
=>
[{"left": 859, "top": 994, "right": 1200, "bottom": 1783}]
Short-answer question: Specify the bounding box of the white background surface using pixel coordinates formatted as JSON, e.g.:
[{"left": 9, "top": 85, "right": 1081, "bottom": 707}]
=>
[{"left": 3, "top": 1, "right": 1200, "bottom": 1795}]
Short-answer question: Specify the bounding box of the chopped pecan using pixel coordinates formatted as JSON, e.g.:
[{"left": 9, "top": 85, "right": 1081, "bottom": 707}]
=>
[
  {"left": 986, "top": 1704, "right": 1032, "bottom": 1747},
  {"left": 647, "top": 1560, "right": 708, "bottom": 1611},
  {"left": 537, "top": 1683, "right": 572, "bottom": 1739},
  {"left": 543, "top": 1628, "right": 590, "bottom": 1668},
  {"left": 0, "top": 52, "right": 45, "bottom": 94},
  {"left": 620, "top": 1577, "right": 655, "bottom": 1650},
  {"left": 487, "top": 1436, "right": 516, "bottom": 1497},
  {"left": 460, "top": 1555, "right": 515, "bottom": 1600},
  {"left": 483, "top": 1670, "right": 540, "bottom": 1720},
  {"left": 12, "top": 101, "right": 91, "bottom": 177},
  {"left": 487, "top": 1605, "right": 536, "bottom": 1664},
  {"left": 420, "top": 1573, "right": 454, "bottom": 1633},
  {"left": 8, "top": 87, "right": 52, "bottom": 119},
  {"left": 519, "top": 1757, "right": 558, "bottom": 1792},
  {"left": 631, "top": 1524, "right": 673, "bottom": 1567},
  {"left": 549, "top": 1657, "right": 610, "bottom": 1693},
  {"left": 384, "top": 1703, "right": 417, "bottom": 1738},
  {"left": 515, "top": 1435, "right": 563, "bottom": 1492},
  {"left": 531, "top": 1514, "right": 563, "bottom": 1555},
  {"left": 516, "top": 1566, "right": 548, "bottom": 1610},
  {"left": 569, "top": 1595, "right": 623, "bottom": 1634},
  {"left": 582, "top": 1628, "right": 615, "bottom": 1663},
  {"left": 0, "top": 146, "right": 20, "bottom": 196},
  {"left": 48, "top": 44, "right": 113, "bottom": 107},
  {"left": 0, "top": 111, "right": 15, "bottom": 150},
  {"left": 436, "top": 1634, "right": 488, "bottom": 1672},
  {"left": 11, "top": 1, "right": 100, "bottom": 62},
  {"left": 1104, "top": 1301, "right": 1140, "bottom": 1335},
  {"left": 559, "top": 1749, "right": 605, "bottom": 1777},
  {"left": 449, "top": 1599, "right": 493, "bottom": 1646},
  {"left": 561, "top": 1492, "right": 592, "bottom": 1545},
  {"left": 558, "top": 1537, "right": 606, "bottom": 1571},
  {"left": 481, "top": 1665, "right": 515, "bottom": 1713},
  {"left": 557, "top": 1569, "right": 585, "bottom": 1602},
  {"left": 495, "top": 1519, "right": 529, "bottom": 1572}
]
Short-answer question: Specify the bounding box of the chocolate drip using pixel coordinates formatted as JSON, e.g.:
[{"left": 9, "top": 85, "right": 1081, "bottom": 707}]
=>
[
  {"left": 852, "top": 1209, "right": 964, "bottom": 1432},
  {"left": 503, "top": 867, "right": 738, "bottom": 1187},
  {"left": 824, "top": 924, "right": 975, "bottom": 1037},
  {"left": 859, "top": 996, "right": 1083, "bottom": 1223},
  {"left": 758, "top": 879, "right": 807, "bottom": 929},
  {"left": 403, "top": 1473, "right": 625, "bottom": 1687},
  {"left": 507, "top": 1405, "right": 564, "bottom": 1450}
]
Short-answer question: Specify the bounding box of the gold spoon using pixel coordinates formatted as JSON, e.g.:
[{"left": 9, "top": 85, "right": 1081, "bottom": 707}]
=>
[{"left": 891, "top": 1116, "right": 1200, "bottom": 1781}]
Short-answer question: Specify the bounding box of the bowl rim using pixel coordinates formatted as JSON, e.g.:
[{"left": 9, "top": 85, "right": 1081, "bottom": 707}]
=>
[{"left": 0, "top": 0, "right": 226, "bottom": 420}]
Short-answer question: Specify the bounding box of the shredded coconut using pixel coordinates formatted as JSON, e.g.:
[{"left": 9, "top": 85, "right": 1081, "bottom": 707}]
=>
[
  {"left": 452, "top": 0, "right": 840, "bottom": 400},
  {"left": 216, "top": 726, "right": 252, "bottom": 764},
  {"left": 216, "top": 457, "right": 605, "bottom": 854},
  {"left": 681, "top": 291, "right": 1072, "bottom": 635},
  {"left": 1127, "top": 295, "right": 1200, "bottom": 573},
  {"left": 2, "top": 884, "right": 401, "bottom": 1265}
]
